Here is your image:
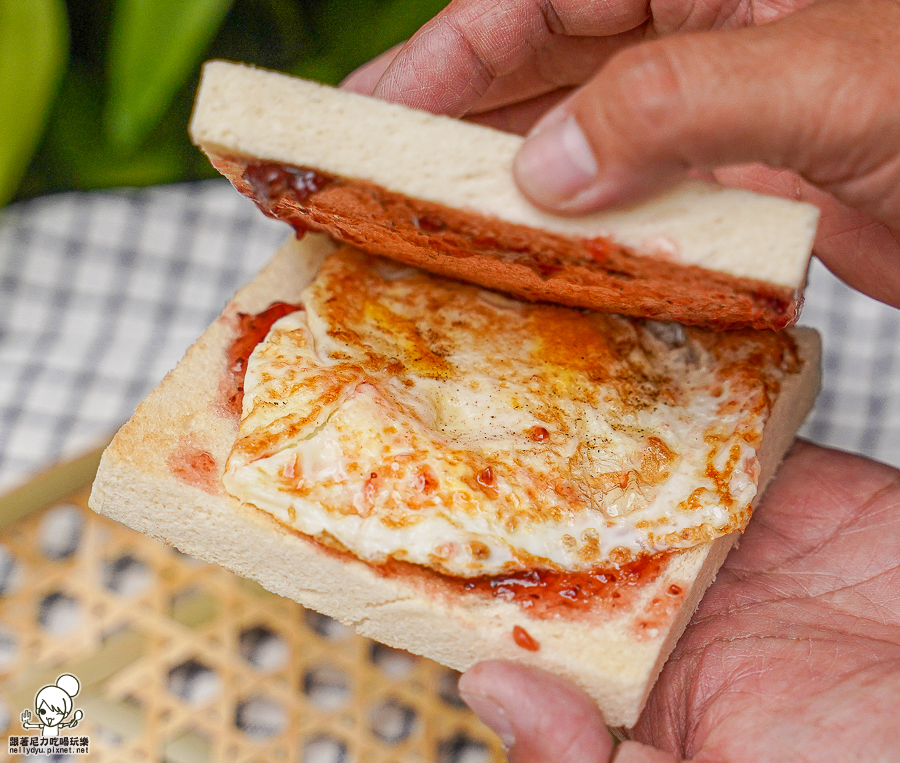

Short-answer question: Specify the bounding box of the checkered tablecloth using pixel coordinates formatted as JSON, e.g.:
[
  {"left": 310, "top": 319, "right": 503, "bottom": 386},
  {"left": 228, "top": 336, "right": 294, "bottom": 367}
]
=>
[{"left": 1, "top": 180, "right": 898, "bottom": 493}]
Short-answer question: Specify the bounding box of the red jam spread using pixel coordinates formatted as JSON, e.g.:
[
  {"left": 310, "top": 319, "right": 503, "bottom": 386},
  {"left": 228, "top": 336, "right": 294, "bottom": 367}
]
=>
[
  {"left": 414, "top": 214, "right": 447, "bottom": 233},
  {"left": 235, "top": 159, "right": 623, "bottom": 278},
  {"left": 214, "top": 152, "right": 800, "bottom": 330},
  {"left": 243, "top": 162, "right": 333, "bottom": 204},
  {"left": 458, "top": 555, "right": 669, "bottom": 618},
  {"left": 169, "top": 440, "right": 219, "bottom": 494},
  {"left": 223, "top": 301, "right": 303, "bottom": 417}
]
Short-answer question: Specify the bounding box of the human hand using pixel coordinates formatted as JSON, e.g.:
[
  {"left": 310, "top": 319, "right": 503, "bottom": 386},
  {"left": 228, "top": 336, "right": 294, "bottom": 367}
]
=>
[
  {"left": 455, "top": 441, "right": 900, "bottom": 761},
  {"left": 343, "top": 0, "right": 900, "bottom": 309}
]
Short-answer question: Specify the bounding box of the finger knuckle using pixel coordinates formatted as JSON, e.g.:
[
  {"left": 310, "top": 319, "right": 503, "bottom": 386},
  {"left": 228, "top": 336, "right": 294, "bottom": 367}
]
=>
[{"left": 602, "top": 44, "right": 692, "bottom": 141}]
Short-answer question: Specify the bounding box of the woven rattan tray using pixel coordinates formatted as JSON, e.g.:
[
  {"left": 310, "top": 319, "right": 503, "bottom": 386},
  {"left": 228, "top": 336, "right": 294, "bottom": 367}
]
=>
[{"left": 0, "top": 446, "right": 505, "bottom": 762}]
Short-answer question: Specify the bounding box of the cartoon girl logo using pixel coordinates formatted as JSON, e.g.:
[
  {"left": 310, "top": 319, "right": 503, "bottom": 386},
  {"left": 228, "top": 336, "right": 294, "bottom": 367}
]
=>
[{"left": 20, "top": 673, "right": 83, "bottom": 737}]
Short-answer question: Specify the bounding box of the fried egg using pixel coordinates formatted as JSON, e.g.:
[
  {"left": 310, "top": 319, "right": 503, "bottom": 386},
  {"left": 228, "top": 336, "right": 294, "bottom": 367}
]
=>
[{"left": 222, "top": 247, "right": 800, "bottom": 576}]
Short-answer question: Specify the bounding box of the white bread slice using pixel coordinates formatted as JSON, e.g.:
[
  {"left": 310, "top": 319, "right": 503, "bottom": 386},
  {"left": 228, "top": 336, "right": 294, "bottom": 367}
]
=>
[
  {"left": 189, "top": 60, "right": 820, "bottom": 330},
  {"left": 89, "top": 234, "right": 821, "bottom": 728}
]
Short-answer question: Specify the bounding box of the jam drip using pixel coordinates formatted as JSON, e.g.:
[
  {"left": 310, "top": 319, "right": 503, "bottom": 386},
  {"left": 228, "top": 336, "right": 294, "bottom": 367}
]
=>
[
  {"left": 223, "top": 301, "right": 303, "bottom": 417},
  {"left": 512, "top": 625, "right": 541, "bottom": 651}
]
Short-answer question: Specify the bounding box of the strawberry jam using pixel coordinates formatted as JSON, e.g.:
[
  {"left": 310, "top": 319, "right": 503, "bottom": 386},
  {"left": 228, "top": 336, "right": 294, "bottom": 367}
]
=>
[
  {"left": 223, "top": 301, "right": 303, "bottom": 417},
  {"left": 459, "top": 554, "right": 669, "bottom": 618},
  {"left": 243, "top": 161, "right": 333, "bottom": 203},
  {"left": 513, "top": 625, "right": 541, "bottom": 651}
]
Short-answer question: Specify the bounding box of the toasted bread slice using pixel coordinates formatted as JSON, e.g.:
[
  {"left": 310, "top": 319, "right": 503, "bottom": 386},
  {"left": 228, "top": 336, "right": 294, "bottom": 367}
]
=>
[
  {"left": 189, "top": 61, "right": 819, "bottom": 330},
  {"left": 89, "top": 234, "right": 821, "bottom": 727}
]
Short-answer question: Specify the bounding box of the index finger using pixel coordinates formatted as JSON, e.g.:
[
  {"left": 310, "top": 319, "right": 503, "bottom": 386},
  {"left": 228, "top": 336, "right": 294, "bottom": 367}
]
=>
[
  {"left": 372, "top": 0, "right": 651, "bottom": 116},
  {"left": 342, "top": 43, "right": 404, "bottom": 96}
]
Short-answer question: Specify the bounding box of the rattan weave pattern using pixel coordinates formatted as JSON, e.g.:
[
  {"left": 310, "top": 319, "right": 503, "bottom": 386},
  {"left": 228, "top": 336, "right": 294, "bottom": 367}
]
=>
[{"left": 0, "top": 485, "right": 504, "bottom": 763}]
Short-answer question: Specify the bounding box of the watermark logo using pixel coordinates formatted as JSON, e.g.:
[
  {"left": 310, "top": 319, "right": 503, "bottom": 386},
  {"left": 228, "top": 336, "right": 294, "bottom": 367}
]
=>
[{"left": 8, "top": 673, "right": 89, "bottom": 756}]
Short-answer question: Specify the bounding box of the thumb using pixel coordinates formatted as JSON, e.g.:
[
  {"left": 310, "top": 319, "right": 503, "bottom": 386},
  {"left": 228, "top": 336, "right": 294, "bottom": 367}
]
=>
[
  {"left": 513, "top": 0, "right": 900, "bottom": 225},
  {"left": 458, "top": 661, "right": 615, "bottom": 762},
  {"left": 615, "top": 740, "right": 682, "bottom": 762}
]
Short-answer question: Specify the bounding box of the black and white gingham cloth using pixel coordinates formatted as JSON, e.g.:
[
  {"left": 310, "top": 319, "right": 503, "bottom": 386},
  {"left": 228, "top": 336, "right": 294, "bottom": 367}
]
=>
[
  {"left": 0, "top": 182, "right": 283, "bottom": 491},
  {"left": 1, "top": 180, "right": 899, "bottom": 493}
]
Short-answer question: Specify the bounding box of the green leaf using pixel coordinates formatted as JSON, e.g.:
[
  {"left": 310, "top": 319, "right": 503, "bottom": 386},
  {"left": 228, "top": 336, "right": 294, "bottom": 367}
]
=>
[
  {"left": 106, "top": 0, "right": 236, "bottom": 151},
  {"left": 0, "top": 0, "right": 68, "bottom": 207},
  {"left": 30, "top": 66, "right": 198, "bottom": 195}
]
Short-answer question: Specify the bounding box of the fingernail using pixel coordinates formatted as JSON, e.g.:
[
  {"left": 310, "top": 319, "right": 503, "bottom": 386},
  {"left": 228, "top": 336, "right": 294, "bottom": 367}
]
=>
[
  {"left": 514, "top": 116, "right": 605, "bottom": 211},
  {"left": 459, "top": 690, "right": 516, "bottom": 749},
  {"left": 528, "top": 104, "right": 569, "bottom": 137}
]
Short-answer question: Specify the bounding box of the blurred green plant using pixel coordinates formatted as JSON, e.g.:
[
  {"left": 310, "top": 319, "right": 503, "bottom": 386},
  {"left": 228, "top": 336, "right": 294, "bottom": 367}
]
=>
[
  {"left": 1, "top": 0, "right": 448, "bottom": 206},
  {"left": 0, "top": 0, "right": 68, "bottom": 207},
  {"left": 106, "top": 0, "right": 237, "bottom": 151}
]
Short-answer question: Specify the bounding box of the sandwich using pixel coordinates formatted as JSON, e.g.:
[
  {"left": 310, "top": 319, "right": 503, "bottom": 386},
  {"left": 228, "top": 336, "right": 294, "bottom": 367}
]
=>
[{"left": 89, "top": 61, "right": 822, "bottom": 728}]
